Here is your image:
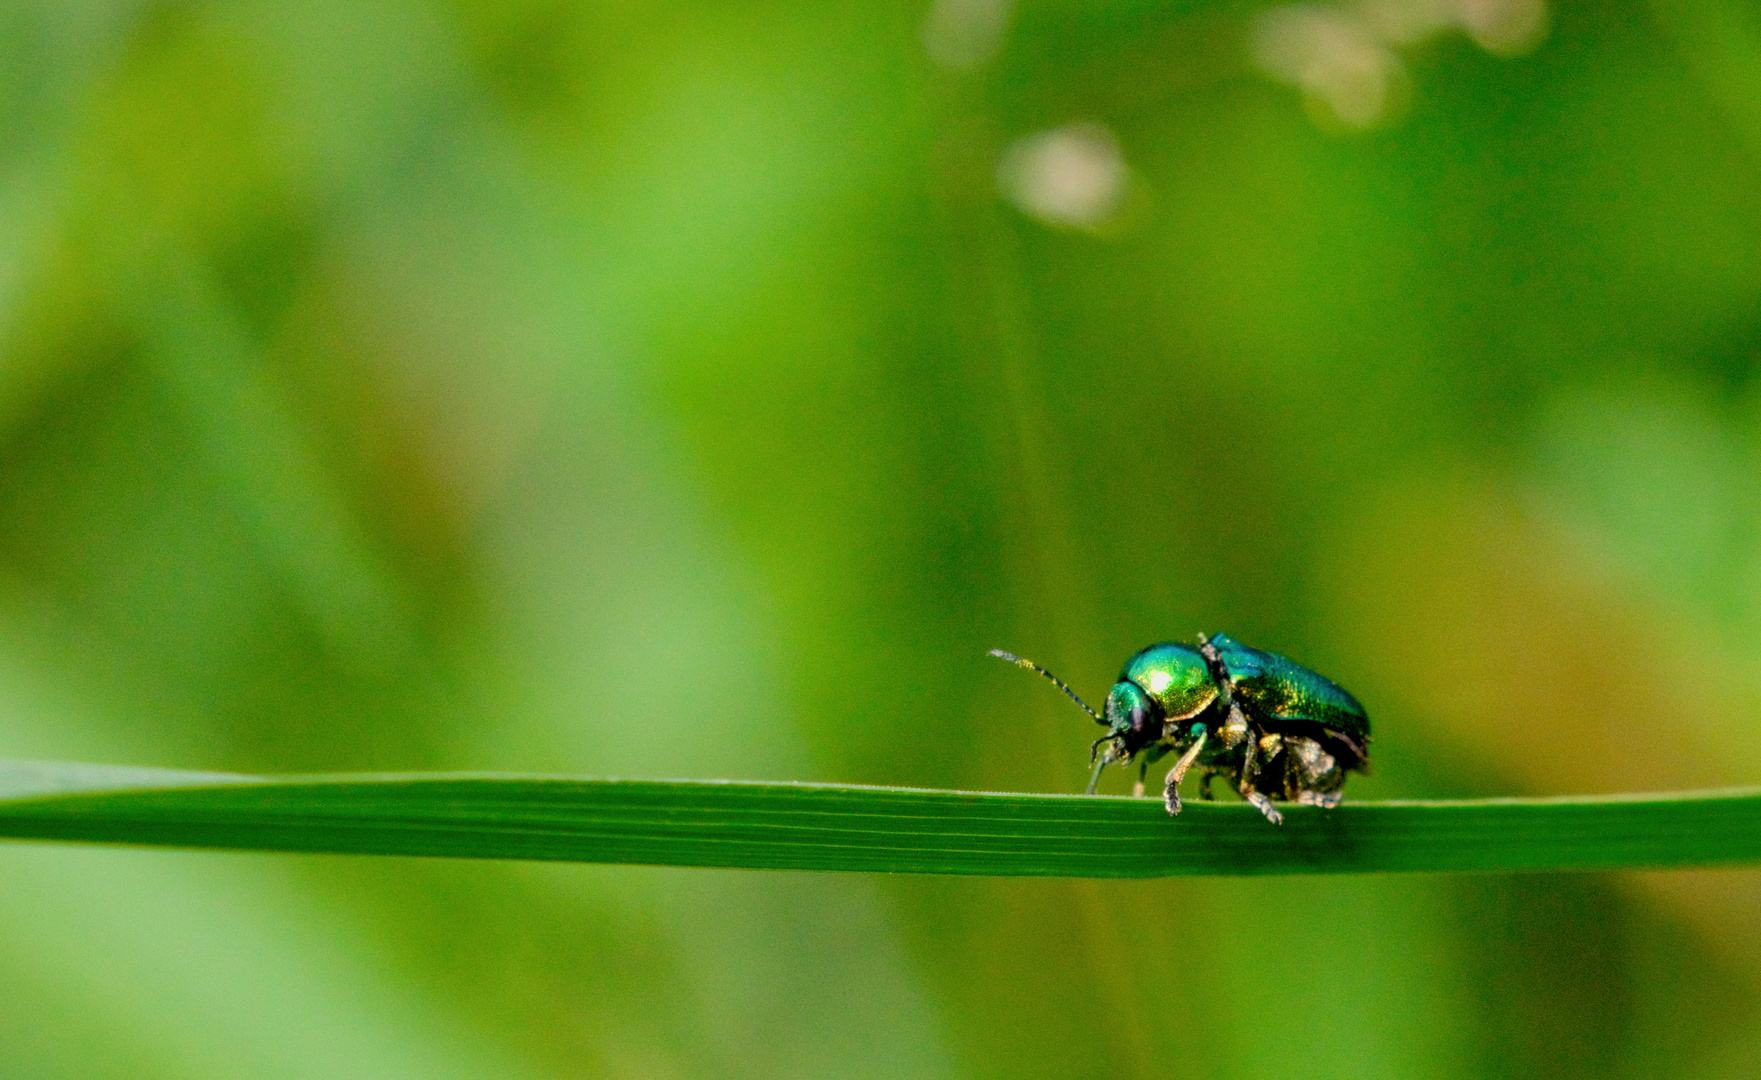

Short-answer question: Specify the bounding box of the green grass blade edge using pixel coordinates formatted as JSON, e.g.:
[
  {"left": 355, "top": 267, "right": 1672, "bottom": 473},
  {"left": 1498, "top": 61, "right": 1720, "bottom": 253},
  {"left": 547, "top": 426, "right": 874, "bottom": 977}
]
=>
[{"left": 2, "top": 761, "right": 1758, "bottom": 876}]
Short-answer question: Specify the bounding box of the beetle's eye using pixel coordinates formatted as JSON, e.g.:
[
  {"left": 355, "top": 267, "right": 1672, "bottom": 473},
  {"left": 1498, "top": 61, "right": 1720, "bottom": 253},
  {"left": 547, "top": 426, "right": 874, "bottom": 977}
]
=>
[
  {"left": 1105, "top": 680, "right": 1153, "bottom": 736},
  {"left": 1130, "top": 701, "right": 1155, "bottom": 735}
]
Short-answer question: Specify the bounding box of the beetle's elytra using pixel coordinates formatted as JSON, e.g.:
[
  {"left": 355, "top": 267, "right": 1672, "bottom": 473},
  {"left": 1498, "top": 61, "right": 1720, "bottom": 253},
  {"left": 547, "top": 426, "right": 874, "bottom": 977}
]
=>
[{"left": 991, "top": 634, "right": 1370, "bottom": 825}]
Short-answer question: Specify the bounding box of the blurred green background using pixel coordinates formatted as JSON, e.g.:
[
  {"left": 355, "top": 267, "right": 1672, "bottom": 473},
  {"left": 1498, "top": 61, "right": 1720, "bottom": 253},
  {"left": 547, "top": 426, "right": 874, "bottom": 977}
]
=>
[{"left": 1, "top": 0, "right": 1759, "bottom": 1075}]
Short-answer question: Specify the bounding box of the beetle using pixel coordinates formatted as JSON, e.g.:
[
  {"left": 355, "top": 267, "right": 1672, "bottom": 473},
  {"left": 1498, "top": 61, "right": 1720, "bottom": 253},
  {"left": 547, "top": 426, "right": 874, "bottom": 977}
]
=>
[{"left": 990, "top": 634, "right": 1369, "bottom": 824}]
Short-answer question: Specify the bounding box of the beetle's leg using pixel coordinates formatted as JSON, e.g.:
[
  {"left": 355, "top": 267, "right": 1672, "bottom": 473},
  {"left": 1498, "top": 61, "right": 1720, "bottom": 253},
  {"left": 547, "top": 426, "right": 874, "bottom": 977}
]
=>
[
  {"left": 1162, "top": 730, "right": 1209, "bottom": 815},
  {"left": 1323, "top": 728, "right": 1368, "bottom": 770},
  {"left": 1086, "top": 736, "right": 1125, "bottom": 794},
  {"left": 1257, "top": 733, "right": 1289, "bottom": 800},
  {"left": 1198, "top": 769, "right": 1216, "bottom": 801},
  {"left": 1238, "top": 728, "right": 1283, "bottom": 825},
  {"left": 1290, "top": 738, "right": 1344, "bottom": 807},
  {"left": 1220, "top": 703, "right": 1249, "bottom": 749},
  {"left": 1089, "top": 735, "right": 1113, "bottom": 764},
  {"left": 1085, "top": 738, "right": 1115, "bottom": 795},
  {"left": 1243, "top": 790, "right": 1283, "bottom": 824},
  {"left": 1085, "top": 755, "right": 1107, "bottom": 795}
]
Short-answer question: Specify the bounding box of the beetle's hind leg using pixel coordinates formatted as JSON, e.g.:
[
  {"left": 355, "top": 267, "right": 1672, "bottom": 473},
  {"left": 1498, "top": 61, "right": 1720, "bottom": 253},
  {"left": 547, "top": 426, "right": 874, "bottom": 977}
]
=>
[
  {"left": 1290, "top": 737, "right": 1347, "bottom": 808},
  {"left": 1242, "top": 790, "right": 1283, "bottom": 824}
]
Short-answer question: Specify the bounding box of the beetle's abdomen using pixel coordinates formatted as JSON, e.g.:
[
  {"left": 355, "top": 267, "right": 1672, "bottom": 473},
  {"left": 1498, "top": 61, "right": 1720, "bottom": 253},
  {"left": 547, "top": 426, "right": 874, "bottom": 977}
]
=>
[
  {"left": 1239, "top": 651, "right": 1367, "bottom": 730},
  {"left": 1208, "top": 636, "right": 1371, "bottom": 767}
]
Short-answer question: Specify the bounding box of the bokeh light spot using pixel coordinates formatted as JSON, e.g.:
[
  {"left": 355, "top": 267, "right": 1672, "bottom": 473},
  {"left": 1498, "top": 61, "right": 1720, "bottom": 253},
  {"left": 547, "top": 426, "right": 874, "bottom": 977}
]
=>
[{"left": 996, "top": 123, "right": 1130, "bottom": 231}]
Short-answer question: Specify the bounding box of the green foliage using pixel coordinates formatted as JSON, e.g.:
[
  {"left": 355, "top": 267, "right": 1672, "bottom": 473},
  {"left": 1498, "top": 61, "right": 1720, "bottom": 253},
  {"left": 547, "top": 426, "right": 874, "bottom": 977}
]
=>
[
  {"left": 6, "top": 761, "right": 1761, "bottom": 876},
  {"left": 3, "top": 0, "right": 1761, "bottom": 1077}
]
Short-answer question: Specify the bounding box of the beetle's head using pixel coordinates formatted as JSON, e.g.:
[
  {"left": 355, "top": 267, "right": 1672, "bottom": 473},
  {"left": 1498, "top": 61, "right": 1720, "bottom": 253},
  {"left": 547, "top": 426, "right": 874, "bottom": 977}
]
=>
[{"left": 1104, "top": 679, "right": 1162, "bottom": 754}]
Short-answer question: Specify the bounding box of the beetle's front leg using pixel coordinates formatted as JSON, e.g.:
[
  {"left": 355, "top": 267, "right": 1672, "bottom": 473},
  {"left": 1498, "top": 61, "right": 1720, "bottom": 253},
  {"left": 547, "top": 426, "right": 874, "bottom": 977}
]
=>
[
  {"left": 1085, "top": 737, "right": 1121, "bottom": 795},
  {"left": 1162, "top": 727, "right": 1209, "bottom": 815}
]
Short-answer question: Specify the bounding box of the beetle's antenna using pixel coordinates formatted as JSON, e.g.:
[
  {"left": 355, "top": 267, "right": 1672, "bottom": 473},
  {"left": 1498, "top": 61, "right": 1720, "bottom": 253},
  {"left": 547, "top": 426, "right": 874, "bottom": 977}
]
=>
[{"left": 989, "top": 649, "right": 1103, "bottom": 722}]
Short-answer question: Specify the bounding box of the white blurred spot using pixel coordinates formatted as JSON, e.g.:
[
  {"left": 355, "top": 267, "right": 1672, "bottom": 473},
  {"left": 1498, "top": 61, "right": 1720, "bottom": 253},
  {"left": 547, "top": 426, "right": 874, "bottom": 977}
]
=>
[
  {"left": 1252, "top": 6, "right": 1406, "bottom": 130},
  {"left": 1352, "top": 0, "right": 1548, "bottom": 54},
  {"left": 1353, "top": 0, "right": 1453, "bottom": 45},
  {"left": 1452, "top": 0, "right": 1549, "bottom": 57},
  {"left": 923, "top": 0, "right": 1014, "bottom": 71},
  {"left": 1256, "top": 0, "right": 1550, "bottom": 132},
  {"left": 996, "top": 123, "right": 1130, "bottom": 231}
]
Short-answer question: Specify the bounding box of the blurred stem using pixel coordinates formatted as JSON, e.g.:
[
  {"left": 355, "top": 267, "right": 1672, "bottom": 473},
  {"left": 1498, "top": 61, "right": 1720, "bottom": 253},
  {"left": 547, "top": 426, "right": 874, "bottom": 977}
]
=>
[
  {"left": 925, "top": 68, "right": 1153, "bottom": 1077},
  {"left": 926, "top": 72, "right": 1096, "bottom": 790}
]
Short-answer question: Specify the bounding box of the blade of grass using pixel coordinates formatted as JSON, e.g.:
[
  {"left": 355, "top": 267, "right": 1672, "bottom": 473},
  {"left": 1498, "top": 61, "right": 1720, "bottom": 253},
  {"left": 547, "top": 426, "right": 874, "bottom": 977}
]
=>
[{"left": 2, "top": 760, "right": 1759, "bottom": 876}]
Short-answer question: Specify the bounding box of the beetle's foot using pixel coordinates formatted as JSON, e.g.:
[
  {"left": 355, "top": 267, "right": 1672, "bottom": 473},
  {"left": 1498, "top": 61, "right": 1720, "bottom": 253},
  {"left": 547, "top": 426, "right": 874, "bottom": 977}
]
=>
[
  {"left": 1164, "top": 779, "right": 1183, "bottom": 816},
  {"left": 1296, "top": 790, "right": 1343, "bottom": 809},
  {"left": 1245, "top": 790, "right": 1283, "bottom": 825}
]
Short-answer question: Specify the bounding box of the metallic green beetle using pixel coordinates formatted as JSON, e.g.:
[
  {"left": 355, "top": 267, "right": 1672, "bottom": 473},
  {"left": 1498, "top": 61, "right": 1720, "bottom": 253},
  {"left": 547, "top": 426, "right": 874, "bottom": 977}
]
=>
[{"left": 990, "top": 634, "right": 1370, "bottom": 824}]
